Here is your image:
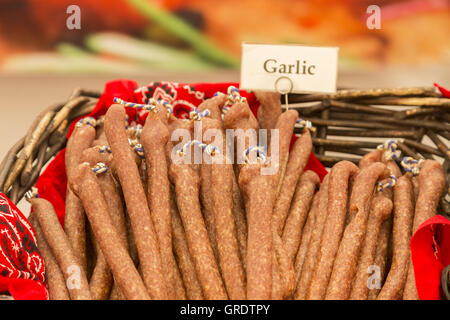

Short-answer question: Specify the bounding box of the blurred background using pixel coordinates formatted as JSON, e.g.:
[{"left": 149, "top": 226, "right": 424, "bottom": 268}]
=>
[{"left": 0, "top": 0, "right": 449, "bottom": 159}]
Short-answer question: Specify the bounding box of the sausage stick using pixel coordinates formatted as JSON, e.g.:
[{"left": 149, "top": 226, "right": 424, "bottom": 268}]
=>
[
  {"left": 200, "top": 163, "right": 220, "bottom": 266},
  {"left": 64, "top": 123, "right": 96, "bottom": 272},
  {"left": 367, "top": 148, "right": 401, "bottom": 299},
  {"left": 71, "top": 163, "right": 150, "bottom": 300},
  {"left": 326, "top": 162, "right": 390, "bottom": 299},
  {"left": 105, "top": 105, "right": 167, "bottom": 299},
  {"left": 368, "top": 218, "right": 392, "bottom": 300},
  {"left": 307, "top": 161, "right": 359, "bottom": 300},
  {"left": 359, "top": 149, "right": 382, "bottom": 169},
  {"left": 294, "top": 191, "right": 320, "bottom": 287},
  {"left": 231, "top": 177, "right": 247, "bottom": 270},
  {"left": 282, "top": 170, "right": 319, "bottom": 264},
  {"left": 269, "top": 110, "right": 299, "bottom": 198},
  {"left": 169, "top": 162, "right": 227, "bottom": 300},
  {"left": 378, "top": 175, "right": 414, "bottom": 300},
  {"left": 171, "top": 191, "right": 204, "bottom": 300},
  {"left": 89, "top": 239, "right": 113, "bottom": 300},
  {"left": 295, "top": 175, "right": 329, "bottom": 300},
  {"left": 266, "top": 110, "right": 298, "bottom": 298},
  {"left": 173, "top": 260, "right": 187, "bottom": 300},
  {"left": 403, "top": 160, "right": 445, "bottom": 300},
  {"left": 274, "top": 130, "right": 313, "bottom": 235},
  {"left": 223, "top": 99, "right": 259, "bottom": 171},
  {"left": 81, "top": 147, "right": 114, "bottom": 300},
  {"left": 350, "top": 190, "right": 393, "bottom": 300},
  {"left": 30, "top": 197, "right": 91, "bottom": 300},
  {"left": 239, "top": 162, "right": 274, "bottom": 300},
  {"left": 254, "top": 91, "right": 282, "bottom": 143},
  {"left": 211, "top": 159, "right": 246, "bottom": 299},
  {"left": 271, "top": 253, "right": 284, "bottom": 300},
  {"left": 273, "top": 230, "right": 296, "bottom": 299},
  {"left": 203, "top": 106, "right": 248, "bottom": 270},
  {"left": 29, "top": 214, "right": 70, "bottom": 300},
  {"left": 83, "top": 146, "right": 131, "bottom": 300},
  {"left": 202, "top": 117, "right": 245, "bottom": 299},
  {"left": 197, "top": 92, "right": 227, "bottom": 122},
  {"left": 141, "top": 113, "right": 177, "bottom": 299}
]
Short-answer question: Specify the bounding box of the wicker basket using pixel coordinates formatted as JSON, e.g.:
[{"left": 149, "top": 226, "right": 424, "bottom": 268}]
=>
[{"left": 0, "top": 85, "right": 449, "bottom": 299}]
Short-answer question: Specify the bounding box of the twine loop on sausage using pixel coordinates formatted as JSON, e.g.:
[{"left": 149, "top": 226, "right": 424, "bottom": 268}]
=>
[
  {"left": 92, "top": 162, "right": 108, "bottom": 175},
  {"left": 177, "top": 140, "right": 218, "bottom": 157},
  {"left": 401, "top": 156, "right": 424, "bottom": 175},
  {"left": 76, "top": 117, "right": 97, "bottom": 128},
  {"left": 128, "top": 138, "right": 145, "bottom": 159},
  {"left": 25, "top": 187, "right": 39, "bottom": 202},
  {"left": 113, "top": 97, "right": 159, "bottom": 113},
  {"left": 157, "top": 99, "right": 174, "bottom": 117},
  {"left": 296, "top": 119, "right": 315, "bottom": 132},
  {"left": 377, "top": 139, "right": 400, "bottom": 161},
  {"left": 218, "top": 86, "right": 247, "bottom": 120},
  {"left": 376, "top": 175, "right": 397, "bottom": 192},
  {"left": 189, "top": 109, "right": 210, "bottom": 121},
  {"left": 127, "top": 124, "right": 143, "bottom": 139},
  {"left": 94, "top": 145, "right": 112, "bottom": 154},
  {"left": 243, "top": 146, "right": 267, "bottom": 164}
]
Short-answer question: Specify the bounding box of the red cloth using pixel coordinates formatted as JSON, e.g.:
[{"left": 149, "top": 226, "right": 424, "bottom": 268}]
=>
[
  {"left": 434, "top": 82, "right": 450, "bottom": 98},
  {"left": 410, "top": 214, "right": 450, "bottom": 300},
  {"left": 0, "top": 193, "right": 47, "bottom": 300}
]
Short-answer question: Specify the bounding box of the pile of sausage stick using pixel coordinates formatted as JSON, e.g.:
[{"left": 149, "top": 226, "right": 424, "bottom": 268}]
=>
[{"left": 27, "top": 86, "right": 446, "bottom": 300}]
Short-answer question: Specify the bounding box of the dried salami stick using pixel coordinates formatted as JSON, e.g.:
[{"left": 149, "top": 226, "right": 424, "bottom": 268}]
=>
[
  {"left": 307, "top": 161, "right": 359, "bottom": 300},
  {"left": 266, "top": 110, "right": 299, "bottom": 298},
  {"left": 71, "top": 163, "right": 150, "bottom": 300},
  {"left": 200, "top": 162, "right": 220, "bottom": 266},
  {"left": 350, "top": 189, "right": 393, "bottom": 300},
  {"left": 326, "top": 162, "right": 390, "bottom": 300},
  {"left": 211, "top": 158, "right": 246, "bottom": 299},
  {"left": 89, "top": 238, "right": 113, "bottom": 300},
  {"left": 81, "top": 147, "right": 128, "bottom": 300},
  {"left": 271, "top": 253, "right": 284, "bottom": 300},
  {"left": 141, "top": 113, "right": 177, "bottom": 299},
  {"left": 173, "top": 260, "right": 187, "bottom": 300},
  {"left": 231, "top": 177, "right": 247, "bottom": 270},
  {"left": 203, "top": 108, "right": 248, "bottom": 270},
  {"left": 403, "top": 160, "right": 445, "bottom": 300},
  {"left": 378, "top": 175, "right": 414, "bottom": 300},
  {"left": 282, "top": 171, "right": 319, "bottom": 264},
  {"left": 171, "top": 191, "right": 204, "bottom": 300},
  {"left": 273, "top": 230, "right": 295, "bottom": 299},
  {"left": 65, "top": 122, "right": 96, "bottom": 272},
  {"left": 359, "top": 149, "right": 382, "bottom": 169},
  {"left": 105, "top": 104, "right": 167, "bottom": 299},
  {"left": 294, "top": 190, "right": 319, "bottom": 286},
  {"left": 169, "top": 161, "right": 227, "bottom": 300},
  {"left": 367, "top": 146, "right": 401, "bottom": 299},
  {"left": 254, "top": 91, "right": 282, "bottom": 142},
  {"left": 197, "top": 93, "right": 227, "bottom": 121},
  {"left": 30, "top": 197, "right": 91, "bottom": 300},
  {"left": 239, "top": 162, "right": 274, "bottom": 300},
  {"left": 223, "top": 98, "right": 259, "bottom": 169},
  {"left": 369, "top": 218, "right": 392, "bottom": 300},
  {"left": 269, "top": 110, "right": 299, "bottom": 198},
  {"left": 274, "top": 130, "right": 313, "bottom": 235},
  {"left": 200, "top": 117, "right": 246, "bottom": 299},
  {"left": 295, "top": 175, "right": 329, "bottom": 300},
  {"left": 29, "top": 214, "right": 70, "bottom": 300}
]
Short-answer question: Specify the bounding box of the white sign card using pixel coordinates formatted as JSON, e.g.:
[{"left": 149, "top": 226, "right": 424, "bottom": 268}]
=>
[{"left": 240, "top": 43, "right": 338, "bottom": 94}]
